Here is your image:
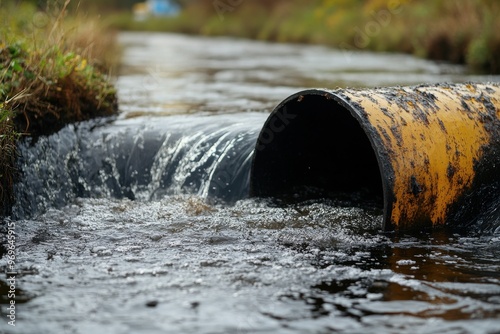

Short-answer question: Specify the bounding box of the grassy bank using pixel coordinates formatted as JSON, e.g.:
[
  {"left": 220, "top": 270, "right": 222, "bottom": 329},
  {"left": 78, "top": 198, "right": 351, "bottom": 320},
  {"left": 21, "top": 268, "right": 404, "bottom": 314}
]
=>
[
  {"left": 0, "top": 1, "right": 119, "bottom": 215},
  {"left": 110, "top": 0, "right": 500, "bottom": 74}
]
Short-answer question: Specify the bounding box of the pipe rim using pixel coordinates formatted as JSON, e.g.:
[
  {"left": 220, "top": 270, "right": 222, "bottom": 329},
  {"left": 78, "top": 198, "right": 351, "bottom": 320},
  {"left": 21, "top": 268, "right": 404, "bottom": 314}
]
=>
[{"left": 251, "top": 88, "right": 393, "bottom": 230}]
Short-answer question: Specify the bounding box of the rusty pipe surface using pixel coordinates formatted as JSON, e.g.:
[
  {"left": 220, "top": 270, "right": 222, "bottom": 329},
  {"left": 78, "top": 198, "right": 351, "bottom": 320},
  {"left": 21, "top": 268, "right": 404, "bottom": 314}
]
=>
[{"left": 249, "top": 82, "right": 500, "bottom": 231}]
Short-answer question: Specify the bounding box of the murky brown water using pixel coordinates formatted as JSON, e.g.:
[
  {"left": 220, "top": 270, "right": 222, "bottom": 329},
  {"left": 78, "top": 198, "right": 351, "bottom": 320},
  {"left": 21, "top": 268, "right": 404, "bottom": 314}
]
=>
[{"left": 1, "top": 32, "right": 500, "bottom": 334}]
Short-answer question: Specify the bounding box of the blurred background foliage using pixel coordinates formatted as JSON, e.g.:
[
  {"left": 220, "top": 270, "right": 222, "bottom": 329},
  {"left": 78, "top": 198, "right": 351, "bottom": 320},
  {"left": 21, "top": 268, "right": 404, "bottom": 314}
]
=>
[
  {"left": 1, "top": 0, "right": 499, "bottom": 73},
  {"left": 99, "top": 0, "right": 500, "bottom": 74}
]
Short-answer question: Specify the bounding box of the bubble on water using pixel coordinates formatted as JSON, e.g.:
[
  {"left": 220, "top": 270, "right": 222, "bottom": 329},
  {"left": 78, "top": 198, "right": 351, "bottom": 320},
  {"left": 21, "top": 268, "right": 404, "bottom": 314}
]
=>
[{"left": 396, "top": 259, "right": 417, "bottom": 266}]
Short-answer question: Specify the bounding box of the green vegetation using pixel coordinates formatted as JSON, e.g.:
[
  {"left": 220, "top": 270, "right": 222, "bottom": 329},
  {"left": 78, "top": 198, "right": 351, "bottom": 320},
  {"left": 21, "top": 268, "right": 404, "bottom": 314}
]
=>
[
  {"left": 108, "top": 0, "right": 499, "bottom": 73},
  {"left": 0, "top": 1, "right": 119, "bottom": 215}
]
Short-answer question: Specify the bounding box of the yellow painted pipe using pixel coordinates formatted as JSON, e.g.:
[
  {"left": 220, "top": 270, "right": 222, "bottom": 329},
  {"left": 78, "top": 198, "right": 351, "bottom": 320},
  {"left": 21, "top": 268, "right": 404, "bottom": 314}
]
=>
[{"left": 250, "top": 83, "right": 500, "bottom": 231}]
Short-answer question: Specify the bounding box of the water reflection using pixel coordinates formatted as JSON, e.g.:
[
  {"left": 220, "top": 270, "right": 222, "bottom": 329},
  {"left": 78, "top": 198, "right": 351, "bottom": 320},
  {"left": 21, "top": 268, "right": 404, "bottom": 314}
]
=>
[
  {"left": 293, "top": 230, "right": 500, "bottom": 324},
  {"left": 116, "top": 32, "right": 500, "bottom": 120}
]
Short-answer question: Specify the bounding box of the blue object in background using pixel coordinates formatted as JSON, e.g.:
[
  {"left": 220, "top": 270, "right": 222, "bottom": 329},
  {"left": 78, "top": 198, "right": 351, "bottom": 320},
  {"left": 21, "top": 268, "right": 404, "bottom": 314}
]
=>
[{"left": 148, "top": 0, "right": 180, "bottom": 16}]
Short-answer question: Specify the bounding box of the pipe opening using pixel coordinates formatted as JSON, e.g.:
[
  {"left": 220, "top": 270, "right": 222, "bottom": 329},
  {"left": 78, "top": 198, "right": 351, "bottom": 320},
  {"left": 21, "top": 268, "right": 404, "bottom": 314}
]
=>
[{"left": 251, "top": 93, "right": 384, "bottom": 208}]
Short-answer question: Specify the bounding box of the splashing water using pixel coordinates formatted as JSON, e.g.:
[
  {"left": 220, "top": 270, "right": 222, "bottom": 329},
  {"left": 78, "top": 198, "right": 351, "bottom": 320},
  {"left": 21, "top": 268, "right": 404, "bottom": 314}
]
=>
[{"left": 12, "top": 113, "right": 265, "bottom": 219}]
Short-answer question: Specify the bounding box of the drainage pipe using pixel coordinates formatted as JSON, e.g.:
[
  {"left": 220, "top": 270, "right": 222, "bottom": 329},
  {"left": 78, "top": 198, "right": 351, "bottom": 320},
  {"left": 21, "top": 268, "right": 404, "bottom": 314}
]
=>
[{"left": 249, "top": 83, "right": 500, "bottom": 231}]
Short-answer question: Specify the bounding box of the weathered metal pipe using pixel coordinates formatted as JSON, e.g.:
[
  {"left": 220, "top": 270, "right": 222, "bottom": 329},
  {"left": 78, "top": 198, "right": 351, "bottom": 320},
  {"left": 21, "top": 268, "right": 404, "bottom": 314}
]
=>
[{"left": 250, "top": 83, "right": 500, "bottom": 231}]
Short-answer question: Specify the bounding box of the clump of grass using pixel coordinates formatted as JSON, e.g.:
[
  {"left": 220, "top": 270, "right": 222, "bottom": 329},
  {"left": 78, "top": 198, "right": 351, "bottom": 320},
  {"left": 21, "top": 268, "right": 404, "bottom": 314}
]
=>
[
  {"left": 1, "top": 1, "right": 118, "bottom": 135},
  {"left": 0, "top": 106, "right": 18, "bottom": 216},
  {"left": 0, "top": 0, "right": 119, "bottom": 215},
  {"left": 0, "top": 41, "right": 117, "bottom": 135}
]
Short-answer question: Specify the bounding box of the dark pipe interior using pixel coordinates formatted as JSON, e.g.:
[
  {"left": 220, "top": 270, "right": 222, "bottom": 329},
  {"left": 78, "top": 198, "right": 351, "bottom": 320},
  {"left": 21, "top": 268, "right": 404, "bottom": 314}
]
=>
[{"left": 250, "top": 94, "right": 384, "bottom": 208}]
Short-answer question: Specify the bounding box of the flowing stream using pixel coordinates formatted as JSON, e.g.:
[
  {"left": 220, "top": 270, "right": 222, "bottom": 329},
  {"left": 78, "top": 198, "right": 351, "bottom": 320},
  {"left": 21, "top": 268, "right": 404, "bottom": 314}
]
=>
[{"left": 1, "top": 32, "right": 500, "bottom": 334}]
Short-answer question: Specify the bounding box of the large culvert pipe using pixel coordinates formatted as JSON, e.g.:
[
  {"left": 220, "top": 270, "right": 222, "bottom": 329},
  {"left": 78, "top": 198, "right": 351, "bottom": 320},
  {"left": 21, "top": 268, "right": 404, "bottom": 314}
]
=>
[{"left": 250, "top": 83, "right": 500, "bottom": 231}]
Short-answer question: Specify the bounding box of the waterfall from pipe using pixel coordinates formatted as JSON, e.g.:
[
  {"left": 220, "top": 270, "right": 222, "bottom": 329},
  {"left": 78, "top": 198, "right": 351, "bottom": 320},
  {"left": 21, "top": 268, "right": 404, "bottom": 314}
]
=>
[{"left": 12, "top": 113, "right": 266, "bottom": 219}]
